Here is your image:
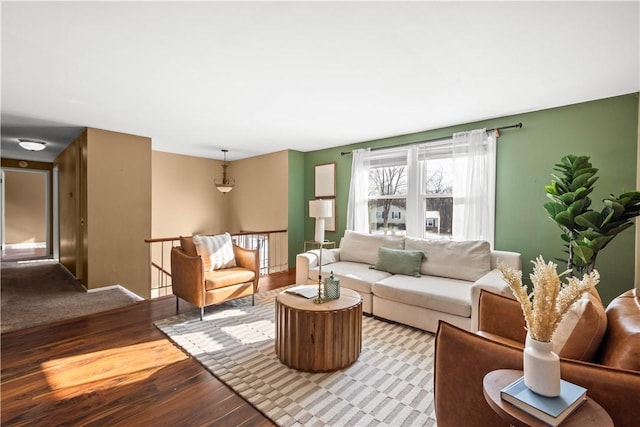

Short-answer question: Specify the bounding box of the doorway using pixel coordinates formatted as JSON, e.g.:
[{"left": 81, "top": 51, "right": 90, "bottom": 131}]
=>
[{"left": 1, "top": 167, "right": 52, "bottom": 261}]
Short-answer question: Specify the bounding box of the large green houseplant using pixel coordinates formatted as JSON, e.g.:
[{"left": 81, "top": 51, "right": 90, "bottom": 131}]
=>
[{"left": 544, "top": 154, "right": 640, "bottom": 278}]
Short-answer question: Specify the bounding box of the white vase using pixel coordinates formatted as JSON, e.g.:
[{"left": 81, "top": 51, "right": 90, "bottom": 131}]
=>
[{"left": 523, "top": 333, "right": 561, "bottom": 397}]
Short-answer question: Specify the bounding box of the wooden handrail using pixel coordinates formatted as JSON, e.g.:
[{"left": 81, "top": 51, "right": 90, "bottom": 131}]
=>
[
  {"left": 151, "top": 262, "right": 171, "bottom": 277},
  {"left": 145, "top": 229, "right": 287, "bottom": 244}
]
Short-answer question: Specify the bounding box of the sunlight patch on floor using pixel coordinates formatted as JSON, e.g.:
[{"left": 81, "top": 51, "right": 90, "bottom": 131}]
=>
[{"left": 39, "top": 339, "right": 187, "bottom": 398}]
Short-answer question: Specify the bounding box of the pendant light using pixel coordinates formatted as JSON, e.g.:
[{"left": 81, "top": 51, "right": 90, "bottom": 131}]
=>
[{"left": 214, "top": 149, "right": 235, "bottom": 193}]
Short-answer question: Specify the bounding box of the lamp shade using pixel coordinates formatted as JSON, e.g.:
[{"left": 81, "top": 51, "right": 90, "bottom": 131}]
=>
[{"left": 309, "top": 199, "right": 332, "bottom": 218}]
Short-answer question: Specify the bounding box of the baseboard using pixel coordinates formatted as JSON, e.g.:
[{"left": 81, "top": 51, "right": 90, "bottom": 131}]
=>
[{"left": 87, "top": 285, "right": 145, "bottom": 301}]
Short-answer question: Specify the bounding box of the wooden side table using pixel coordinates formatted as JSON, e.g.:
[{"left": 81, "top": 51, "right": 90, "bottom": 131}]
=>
[
  {"left": 483, "top": 369, "right": 613, "bottom": 427},
  {"left": 275, "top": 287, "right": 362, "bottom": 372}
]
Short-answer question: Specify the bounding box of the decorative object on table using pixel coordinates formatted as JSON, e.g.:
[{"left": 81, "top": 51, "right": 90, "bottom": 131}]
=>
[
  {"left": 499, "top": 256, "right": 599, "bottom": 396},
  {"left": 500, "top": 375, "right": 587, "bottom": 426},
  {"left": 323, "top": 271, "right": 340, "bottom": 300},
  {"left": 214, "top": 149, "right": 235, "bottom": 193},
  {"left": 544, "top": 154, "right": 640, "bottom": 278},
  {"left": 308, "top": 198, "right": 333, "bottom": 303}
]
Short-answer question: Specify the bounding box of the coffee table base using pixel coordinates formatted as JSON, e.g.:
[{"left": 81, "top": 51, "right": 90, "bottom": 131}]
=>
[{"left": 275, "top": 290, "right": 362, "bottom": 372}]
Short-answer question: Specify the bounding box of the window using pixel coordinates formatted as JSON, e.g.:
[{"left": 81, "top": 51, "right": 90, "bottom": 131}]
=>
[{"left": 349, "top": 129, "right": 496, "bottom": 245}]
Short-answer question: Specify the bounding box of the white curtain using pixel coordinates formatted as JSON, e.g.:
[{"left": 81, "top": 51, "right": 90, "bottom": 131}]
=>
[
  {"left": 346, "top": 148, "right": 371, "bottom": 233},
  {"left": 452, "top": 129, "right": 496, "bottom": 246}
]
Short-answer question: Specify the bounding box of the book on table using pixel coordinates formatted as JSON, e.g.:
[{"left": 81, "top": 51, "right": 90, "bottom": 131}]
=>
[
  {"left": 500, "top": 376, "right": 587, "bottom": 426},
  {"left": 285, "top": 286, "right": 319, "bottom": 299}
]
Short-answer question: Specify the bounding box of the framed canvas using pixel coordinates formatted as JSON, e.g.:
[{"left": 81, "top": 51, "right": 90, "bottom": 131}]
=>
[{"left": 315, "top": 163, "right": 336, "bottom": 197}]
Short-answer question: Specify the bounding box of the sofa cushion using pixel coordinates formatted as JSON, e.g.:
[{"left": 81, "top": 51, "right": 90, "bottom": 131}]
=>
[
  {"left": 193, "top": 233, "right": 237, "bottom": 271},
  {"left": 310, "top": 261, "right": 390, "bottom": 295},
  {"left": 372, "top": 275, "right": 473, "bottom": 318},
  {"left": 552, "top": 289, "right": 607, "bottom": 361},
  {"left": 339, "top": 231, "right": 404, "bottom": 265},
  {"left": 404, "top": 237, "right": 490, "bottom": 281},
  {"left": 372, "top": 247, "right": 423, "bottom": 277}
]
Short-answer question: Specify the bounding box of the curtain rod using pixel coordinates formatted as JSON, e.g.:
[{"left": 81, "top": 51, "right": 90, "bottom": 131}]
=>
[{"left": 339, "top": 122, "right": 523, "bottom": 156}]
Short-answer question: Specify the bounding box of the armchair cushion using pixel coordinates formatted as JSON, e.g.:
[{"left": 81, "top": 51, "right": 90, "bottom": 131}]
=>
[
  {"left": 551, "top": 288, "right": 607, "bottom": 361},
  {"left": 204, "top": 267, "right": 256, "bottom": 291},
  {"left": 193, "top": 233, "right": 236, "bottom": 271},
  {"left": 477, "top": 288, "right": 607, "bottom": 362}
]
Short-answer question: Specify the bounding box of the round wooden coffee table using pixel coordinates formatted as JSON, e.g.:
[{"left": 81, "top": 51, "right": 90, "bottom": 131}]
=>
[{"left": 275, "top": 286, "right": 362, "bottom": 372}]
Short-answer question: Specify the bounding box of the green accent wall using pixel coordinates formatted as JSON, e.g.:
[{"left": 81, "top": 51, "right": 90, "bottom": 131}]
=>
[
  {"left": 302, "top": 93, "right": 639, "bottom": 305},
  {"left": 288, "top": 150, "right": 306, "bottom": 267}
]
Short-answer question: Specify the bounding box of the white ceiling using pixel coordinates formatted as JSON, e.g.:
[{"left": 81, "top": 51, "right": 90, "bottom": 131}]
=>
[{"left": 2, "top": 1, "right": 639, "bottom": 162}]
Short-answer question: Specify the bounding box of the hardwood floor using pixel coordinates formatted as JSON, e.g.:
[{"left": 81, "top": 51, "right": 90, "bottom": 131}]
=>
[{"left": 1, "top": 270, "right": 296, "bottom": 426}]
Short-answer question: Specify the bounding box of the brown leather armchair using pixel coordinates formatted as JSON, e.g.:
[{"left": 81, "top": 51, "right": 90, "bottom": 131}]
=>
[
  {"left": 434, "top": 289, "right": 640, "bottom": 426},
  {"left": 171, "top": 236, "right": 259, "bottom": 320}
]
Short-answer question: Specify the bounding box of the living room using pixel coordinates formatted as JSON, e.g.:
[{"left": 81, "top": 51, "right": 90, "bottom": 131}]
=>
[{"left": 1, "top": 1, "right": 639, "bottom": 426}]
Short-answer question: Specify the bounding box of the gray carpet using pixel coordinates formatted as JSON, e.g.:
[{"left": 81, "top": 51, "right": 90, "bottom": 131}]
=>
[
  {"left": 1, "top": 260, "right": 141, "bottom": 333},
  {"left": 155, "top": 288, "right": 438, "bottom": 427}
]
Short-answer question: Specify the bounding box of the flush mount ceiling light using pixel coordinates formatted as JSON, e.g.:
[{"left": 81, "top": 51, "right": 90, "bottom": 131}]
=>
[
  {"left": 18, "top": 138, "right": 47, "bottom": 151},
  {"left": 214, "top": 149, "right": 235, "bottom": 194}
]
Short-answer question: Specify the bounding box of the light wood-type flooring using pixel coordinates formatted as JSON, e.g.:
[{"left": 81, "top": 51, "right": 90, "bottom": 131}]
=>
[{"left": 1, "top": 270, "right": 295, "bottom": 426}]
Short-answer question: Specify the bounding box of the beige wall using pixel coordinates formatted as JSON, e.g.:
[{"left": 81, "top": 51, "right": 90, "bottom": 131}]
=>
[
  {"left": 151, "top": 151, "right": 227, "bottom": 238},
  {"left": 150, "top": 149, "right": 290, "bottom": 279},
  {"left": 55, "top": 128, "right": 152, "bottom": 297},
  {"left": 152, "top": 149, "right": 289, "bottom": 236},
  {"left": 86, "top": 128, "right": 152, "bottom": 297},
  {"left": 227, "top": 150, "right": 289, "bottom": 233},
  {"left": 3, "top": 169, "right": 47, "bottom": 244}
]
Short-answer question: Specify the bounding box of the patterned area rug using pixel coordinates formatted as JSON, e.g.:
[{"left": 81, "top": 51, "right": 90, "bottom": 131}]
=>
[{"left": 155, "top": 288, "right": 437, "bottom": 426}]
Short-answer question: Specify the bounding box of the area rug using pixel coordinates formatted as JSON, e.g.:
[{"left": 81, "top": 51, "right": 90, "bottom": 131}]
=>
[
  {"left": 155, "top": 288, "right": 437, "bottom": 426},
  {"left": 1, "top": 260, "right": 142, "bottom": 333}
]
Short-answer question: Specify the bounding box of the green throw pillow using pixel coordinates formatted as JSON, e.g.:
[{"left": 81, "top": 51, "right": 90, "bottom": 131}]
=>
[{"left": 372, "top": 247, "right": 424, "bottom": 277}]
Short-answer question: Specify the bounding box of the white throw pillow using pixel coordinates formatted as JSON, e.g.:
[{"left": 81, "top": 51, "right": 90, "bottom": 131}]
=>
[
  {"left": 339, "top": 230, "right": 404, "bottom": 265},
  {"left": 404, "top": 237, "right": 490, "bottom": 281},
  {"left": 193, "top": 233, "right": 237, "bottom": 271}
]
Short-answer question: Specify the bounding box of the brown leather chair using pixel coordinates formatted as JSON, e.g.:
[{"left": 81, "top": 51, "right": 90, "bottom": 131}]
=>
[
  {"left": 434, "top": 321, "right": 640, "bottom": 427},
  {"left": 434, "top": 289, "right": 640, "bottom": 426},
  {"left": 171, "top": 236, "right": 259, "bottom": 320}
]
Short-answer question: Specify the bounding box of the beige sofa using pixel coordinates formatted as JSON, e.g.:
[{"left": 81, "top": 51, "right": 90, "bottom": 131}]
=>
[{"left": 296, "top": 231, "right": 521, "bottom": 333}]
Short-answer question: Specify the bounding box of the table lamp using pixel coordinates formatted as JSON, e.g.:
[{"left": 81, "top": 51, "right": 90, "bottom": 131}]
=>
[{"left": 309, "top": 199, "right": 332, "bottom": 303}]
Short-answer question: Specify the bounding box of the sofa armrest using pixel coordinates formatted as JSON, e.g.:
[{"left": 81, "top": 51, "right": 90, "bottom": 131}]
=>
[
  {"left": 171, "top": 247, "right": 205, "bottom": 307},
  {"left": 295, "top": 249, "right": 340, "bottom": 285},
  {"left": 489, "top": 250, "right": 521, "bottom": 270},
  {"left": 477, "top": 289, "right": 527, "bottom": 343},
  {"left": 470, "top": 269, "right": 515, "bottom": 332}
]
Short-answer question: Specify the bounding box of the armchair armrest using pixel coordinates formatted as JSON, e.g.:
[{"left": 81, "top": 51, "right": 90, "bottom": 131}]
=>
[
  {"left": 476, "top": 289, "right": 527, "bottom": 344},
  {"left": 233, "top": 244, "right": 260, "bottom": 291},
  {"left": 233, "top": 244, "right": 259, "bottom": 272},
  {"left": 171, "top": 247, "right": 205, "bottom": 307}
]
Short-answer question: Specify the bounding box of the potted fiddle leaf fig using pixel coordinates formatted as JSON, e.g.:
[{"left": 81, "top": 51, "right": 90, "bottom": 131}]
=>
[{"left": 544, "top": 154, "right": 640, "bottom": 278}]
